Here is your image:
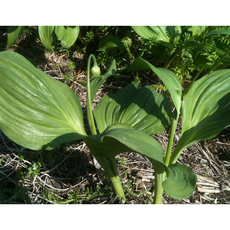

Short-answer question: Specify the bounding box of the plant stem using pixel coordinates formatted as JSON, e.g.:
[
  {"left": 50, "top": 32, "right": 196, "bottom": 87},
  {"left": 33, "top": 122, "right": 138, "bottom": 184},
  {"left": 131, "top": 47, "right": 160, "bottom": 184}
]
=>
[
  {"left": 85, "top": 54, "right": 126, "bottom": 202},
  {"left": 87, "top": 54, "right": 98, "bottom": 135},
  {"left": 164, "top": 110, "right": 178, "bottom": 166},
  {"left": 95, "top": 156, "right": 126, "bottom": 201},
  {"left": 126, "top": 47, "right": 135, "bottom": 62},
  {"left": 151, "top": 161, "right": 166, "bottom": 204}
]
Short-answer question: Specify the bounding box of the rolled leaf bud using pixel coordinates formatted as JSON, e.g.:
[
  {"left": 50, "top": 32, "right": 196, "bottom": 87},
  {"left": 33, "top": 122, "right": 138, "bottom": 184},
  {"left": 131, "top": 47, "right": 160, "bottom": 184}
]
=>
[{"left": 91, "top": 66, "right": 101, "bottom": 79}]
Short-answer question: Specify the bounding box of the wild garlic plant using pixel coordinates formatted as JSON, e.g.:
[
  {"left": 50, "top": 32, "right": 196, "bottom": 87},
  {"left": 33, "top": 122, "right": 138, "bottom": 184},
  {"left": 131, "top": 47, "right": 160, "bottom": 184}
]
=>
[{"left": 1, "top": 51, "right": 230, "bottom": 203}]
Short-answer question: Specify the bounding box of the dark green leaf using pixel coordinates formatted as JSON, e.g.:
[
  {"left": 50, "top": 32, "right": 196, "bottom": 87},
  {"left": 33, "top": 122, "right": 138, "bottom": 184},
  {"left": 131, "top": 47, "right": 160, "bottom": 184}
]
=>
[
  {"left": 163, "top": 164, "right": 197, "bottom": 199},
  {"left": 85, "top": 124, "right": 164, "bottom": 163},
  {"left": 97, "top": 35, "right": 124, "bottom": 51},
  {"left": 6, "top": 26, "right": 22, "bottom": 49},
  {"left": 129, "top": 57, "right": 182, "bottom": 117},
  {"left": 94, "top": 80, "right": 172, "bottom": 135},
  {"left": 0, "top": 51, "right": 87, "bottom": 150}
]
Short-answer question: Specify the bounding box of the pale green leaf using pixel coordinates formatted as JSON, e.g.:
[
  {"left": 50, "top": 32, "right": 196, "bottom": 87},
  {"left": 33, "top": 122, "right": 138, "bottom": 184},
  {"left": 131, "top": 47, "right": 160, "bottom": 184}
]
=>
[
  {"left": 132, "top": 26, "right": 181, "bottom": 48},
  {"left": 163, "top": 164, "right": 197, "bottom": 199},
  {"left": 0, "top": 51, "right": 87, "bottom": 150},
  {"left": 94, "top": 80, "right": 172, "bottom": 136},
  {"left": 38, "top": 26, "right": 57, "bottom": 52},
  {"left": 55, "top": 26, "right": 80, "bottom": 48},
  {"left": 187, "top": 26, "right": 207, "bottom": 37}
]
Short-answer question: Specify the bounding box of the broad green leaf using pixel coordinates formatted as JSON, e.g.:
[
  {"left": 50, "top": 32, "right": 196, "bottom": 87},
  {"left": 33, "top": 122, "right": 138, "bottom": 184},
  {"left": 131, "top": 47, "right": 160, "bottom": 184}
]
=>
[
  {"left": 90, "top": 59, "right": 117, "bottom": 104},
  {"left": 6, "top": 26, "right": 22, "bottom": 49},
  {"left": 187, "top": 26, "right": 207, "bottom": 37},
  {"left": 55, "top": 26, "right": 80, "bottom": 48},
  {"left": 94, "top": 80, "right": 172, "bottom": 136},
  {"left": 97, "top": 35, "right": 124, "bottom": 51},
  {"left": 132, "top": 26, "right": 181, "bottom": 48},
  {"left": 163, "top": 164, "right": 197, "bottom": 199},
  {"left": 171, "top": 69, "right": 230, "bottom": 164},
  {"left": 0, "top": 51, "right": 87, "bottom": 150},
  {"left": 85, "top": 124, "right": 164, "bottom": 163},
  {"left": 128, "top": 57, "right": 182, "bottom": 116},
  {"left": 38, "top": 26, "right": 57, "bottom": 52}
]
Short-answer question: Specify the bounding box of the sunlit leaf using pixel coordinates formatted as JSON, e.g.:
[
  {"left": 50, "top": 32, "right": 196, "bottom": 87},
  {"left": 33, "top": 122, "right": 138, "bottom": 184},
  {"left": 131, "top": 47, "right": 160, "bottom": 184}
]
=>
[
  {"left": 0, "top": 51, "right": 87, "bottom": 150},
  {"left": 187, "top": 26, "right": 207, "bottom": 37},
  {"left": 132, "top": 26, "right": 181, "bottom": 48},
  {"left": 55, "top": 26, "right": 80, "bottom": 48},
  {"left": 94, "top": 80, "right": 172, "bottom": 135},
  {"left": 85, "top": 124, "right": 164, "bottom": 163},
  {"left": 38, "top": 26, "right": 57, "bottom": 52},
  {"left": 163, "top": 164, "right": 197, "bottom": 199},
  {"left": 171, "top": 69, "right": 230, "bottom": 164}
]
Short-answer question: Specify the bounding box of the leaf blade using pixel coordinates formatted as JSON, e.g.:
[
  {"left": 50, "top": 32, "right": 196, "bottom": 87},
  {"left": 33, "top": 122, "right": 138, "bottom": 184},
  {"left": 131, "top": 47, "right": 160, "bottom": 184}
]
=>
[
  {"left": 163, "top": 164, "right": 197, "bottom": 199},
  {"left": 171, "top": 69, "right": 230, "bottom": 163},
  {"left": 85, "top": 124, "right": 164, "bottom": 164},
  {"left": 38, "top": 26, "right": 57, "bottom": 52},
  {"left": 94, "top": 80, "right": 172, "bottom": 135},
  {"left": 0, "top": 51, "right": 87, "bottom": 150},
  {"left": 55, "top": 26, "right": 80, "bottom": 48},
  {"left": 129, "top": 57, "right": 182, "bottom": 116},
  {"left": 132, "top": 26, "right": 181, "bottom": 48}
]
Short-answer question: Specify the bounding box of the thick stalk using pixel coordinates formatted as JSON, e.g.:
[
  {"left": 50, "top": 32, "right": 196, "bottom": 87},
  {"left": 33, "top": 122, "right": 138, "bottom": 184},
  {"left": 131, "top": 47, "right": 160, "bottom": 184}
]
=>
[
  {"left": 152, "top": 161, "right": 166, "bottom": 204},
  {"left": 95, "top": 156, "right": 126, "bottom": 201}
]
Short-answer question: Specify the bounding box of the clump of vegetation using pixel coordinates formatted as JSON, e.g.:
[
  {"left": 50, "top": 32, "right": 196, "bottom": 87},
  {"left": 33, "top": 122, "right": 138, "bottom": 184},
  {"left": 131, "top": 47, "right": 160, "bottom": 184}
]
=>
[{"left": 1, "top": 26, "right": 230, "bottom": 204}]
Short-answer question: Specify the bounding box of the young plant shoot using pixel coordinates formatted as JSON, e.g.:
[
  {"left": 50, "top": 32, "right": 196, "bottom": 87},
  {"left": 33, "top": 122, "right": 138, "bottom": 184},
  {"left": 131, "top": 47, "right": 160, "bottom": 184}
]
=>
[{"left": 1, "top": 51, "right": 230, "bottom": 203}]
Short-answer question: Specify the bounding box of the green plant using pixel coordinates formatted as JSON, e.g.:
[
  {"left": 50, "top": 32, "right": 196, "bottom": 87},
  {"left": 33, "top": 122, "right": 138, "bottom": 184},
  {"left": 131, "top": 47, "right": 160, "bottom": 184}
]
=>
[
  {"left": 6, "top": 26, "right": 80, "bottom": 52},
  {"left": 132, "top": 26, "right": 230, "bottom": 88},
  {"left": 1, "top": 51, "right": 230, "bottom": 203}
]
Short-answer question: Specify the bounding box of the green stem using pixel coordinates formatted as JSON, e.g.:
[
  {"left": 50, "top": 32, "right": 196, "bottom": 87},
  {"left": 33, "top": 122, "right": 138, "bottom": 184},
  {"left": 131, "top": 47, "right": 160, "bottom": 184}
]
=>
[
  {"left": 164, "top": 110, "right": 178, "bottom": 166},
  {"left": 85, "top": 55, "right": 125, "bottom": 201},
  {"left": 152, "top": 161, "right": 166, "bottom": 204},
  {"left": 87, "top": 54, "right": 98, "bottom": 135},
  {"left": 95, "top": 156, "right": 126, "bottom": 201},
  {"left": 126, "top": 47, "right": 135, "bottom": 62}
]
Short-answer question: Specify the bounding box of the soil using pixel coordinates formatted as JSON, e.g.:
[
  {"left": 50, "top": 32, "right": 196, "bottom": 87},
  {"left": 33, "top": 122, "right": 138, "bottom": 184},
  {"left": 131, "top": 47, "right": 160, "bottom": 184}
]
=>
[{"left": 0, "top": 26, "right": 230, "bottom": 204}]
